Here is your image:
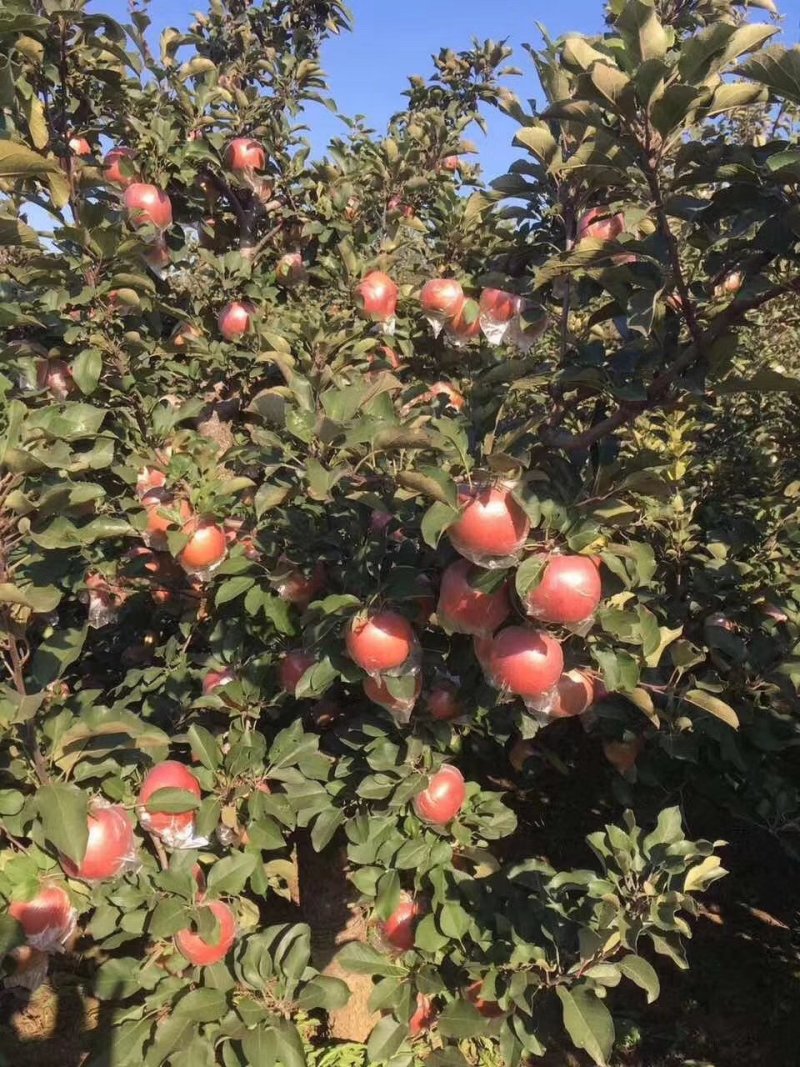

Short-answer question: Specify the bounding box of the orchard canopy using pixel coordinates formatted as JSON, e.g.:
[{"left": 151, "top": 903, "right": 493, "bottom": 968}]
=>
[{"left": 1, "top": 0, "right": 799, "bottom": 1065}]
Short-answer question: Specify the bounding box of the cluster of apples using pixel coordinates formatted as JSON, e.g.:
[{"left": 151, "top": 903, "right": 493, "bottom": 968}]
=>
[
  {"left": 102, "top": 135, "right": 304, "bottom": 340},
  {"left": 339, "top": 482, "right": 603, "bottom": 728},
  {"left": 7, "top": 761, "right": 236, "bottom": 974},
  {"left": 377, "top": 888, "right": 505, "bottom": 1029},
  {"left": 419, "top": 278, "right": 548, "bottom": 350},
  {"left": 353, "top": 270, "right": 548, "bottom": 353},
  {"left": 137, "top": 466, "right": 228, "bottom": 578}
]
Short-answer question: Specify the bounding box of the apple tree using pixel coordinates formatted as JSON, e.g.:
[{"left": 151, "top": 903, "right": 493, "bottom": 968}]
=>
[{"left": 0, "top": 0, "right": 798, "bottom": 1064}]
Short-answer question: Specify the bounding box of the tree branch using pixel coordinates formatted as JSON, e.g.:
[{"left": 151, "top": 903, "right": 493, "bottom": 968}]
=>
[
  {"left": 205, "top": 168, "right": 248, "bottom": 239},
  {"left": 541, "top": 276, "right": 800, "bottom": 451},
  {"left": 646, "top": 166, "right": 703, "bottom": 349}
]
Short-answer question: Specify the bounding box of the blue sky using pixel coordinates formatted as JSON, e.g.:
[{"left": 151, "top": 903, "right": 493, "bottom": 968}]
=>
[{"left": 89, "top": 0, "right": 800, "bottom": 182}]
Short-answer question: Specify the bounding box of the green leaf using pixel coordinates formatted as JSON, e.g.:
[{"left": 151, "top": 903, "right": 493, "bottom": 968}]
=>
[
  {"left": 0, "top": 912, "right": 25, "bottom": 957},
  {"left": 144, "top": 787, "right": 200, "bottom": 814},
  {"left": 438, "top": 901, "right": 470, "bottom": 940},
  {"left": 366, "top": 1016, "right": 406, "bottom": 1063},
  {"left": 421, "top": 501, "right": 460, "bottom": 549},
  {"left": 414, "top": 912, "right": 450, "bottom": 953},
  {"left": 0, "top": 216, "right": 40, "bottom": 248},
  {"left": 684, "top": 688, "right": 739, "bottom": 729},
  {"left": 612, "top": 0, "right": 669, "bottom": 62},
  {"left": 593, "top": 648, "right": 639, "bottom": 693},
  {"left": 272, "top": 1020, "right": 306, "bottom": 1067},
  {"left": 188, "top": 724, "right": 221, "bottom": 770},
  {"left": 737, "top": 45, "right": 800, "bottom": 106},
  {"left": 683, "top": 854, "right": 726, "bottom": 893},
  {"left": 149, "top": 897, "right": 188, "bottom": 938},
  {"left": 437, "top": 999, "right": 486, "bottom": 1040},
  {"left": 29, "top": 625, "right": 87, "bottom": 688},
  {"left": 174, "top": 987, "right": 228, "bottom": 1022},
  {"left": 335, "top": 941, "right": 407, "bottom": 978},
  {"left": 71, "top": 348, "right": 102, "bottom": 394},
  {"left": 241, "top": 1023, "right": 277, "bottom": 1067},
  {"left": 515, "top": 554, "right": 546, "bottom": 598},
  {"left": 207, "top": 851, "right": 257, "bottom": 895},
  {"left": 643, "top": 806, "right": 683, "bottom": 852},
  {"left": 513, "top": 124, "right": 558, "bottom": 165},
  {"left": 94, "top": 956, "right": 141, "bottom": 1000},
  {"left": 310, "top": 806, "right": 344, "bottom": 851},
  {"left": 295, "top": 974, "right": 351, "bottom": 1012},
  {"left": 396, "top": 468, "right": 457, "bottom": 506},
  {"left": 215, "top": 576, "right": 255, "bottom": 605},
  {"left": 375, "top": 869, "right": 402, "bottom": 921},
  {"left": 556, "top": 985, "right": 614, "bottom": 1066},
  {"left": 0, "top": 140, "right": 58, "bottom": 177},
  {"left": 36, "top": 783, "right": 89, "bottom": 865},
  {"left": 619, "top": 955, "right": 660, "bottom": 1004}
]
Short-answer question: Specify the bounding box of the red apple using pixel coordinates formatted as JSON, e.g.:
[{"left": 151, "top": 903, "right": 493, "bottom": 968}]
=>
[
  {"left": 409, "top": 992, "right": 437, "bottom": 1036},
  {"left": 179, "top": 519, "right": 228, "bottom": 573},
  {"left": 577, "top": 207, "right": 625, "bottom": 242},
  {"left": 136, "top": 466, "right": 167, "bottom": 498},
  {"left": 420, "top": 278, "right": 464, "bottom": 319},
  {"left": 276, "top": 252, "right": 306, "bottom": 287},
  {"left": 174, "top": 899, "right": 236, "bottom": 966},
  {"left": 427, "top": 381, "right": 464, "bottom": 410},
  {"left": 9, "top": 884, "right": 76, "bottom": 950},
  {"left": 68, "top": 135, "right": 92, "bottom": 157},
  {"left": 426, "top": 682, "right": 463, "bottom": 721},
  {"left": 524, "top": 554, "right": 602, "bottom": 625},
  {"left": 379, "top": 896, "right": 422, "bottom": 952},
  {"left": 465, "top": 980, "right": 505, "bottom": 1018},
  {"left": 479, "top": 289, "right": 521, "bottom": 324},
  {"left": 714, "top": 270, "right": 743, "bottom": 298},
  {"left": 170, "top": 322, "right": 202, "bottom": 348},
  {"left": 142, "top": 489, "right": 192, "bottom": 548},
  {"left": 489, "top": 627, "right": 564, "bottom": 700},
  {"left": 346, "top": 610, "right": 416, "bottom": 673},
  {"left": 448, "top": 485, "right": 530, "bottom": 564},
  {"left": 38, "top": 358, "right": 74, "bottom": 399},
  {"left": 203, "top": 668, "right": 236, "bottom": 695},
  {"left": 103, "top": 146, "right": 137, "bottom": 187},
  {"left": 225, "top": 137, "right": 266, "bottom": 173},
  {"left": 276, "top": 562, "right": 326, "bottom": 609},
  {"left": 413, "top": 764, "right": 466, "bottom": 825},
  {"left": 447, "top": 298, "right": 482, "bottom": 341},
  {"left": 218, "top": 300, "right": 256, "bottom": 341},
  {"left": 355, "top": 271, "right": 398, "bottom": 322},
  {"left": 363, "top": 673, "right": 421, "bottom": 713},
  {"left": 549, "top": 669, "right": 596, "bottom": 718},
  {"left": 123, "top": 183, "right": 173, "bottom": 231},
  {"left": 441, "top": 156, "right": 460, "bottom": 172},
  {"left": 437, "top": 559, "right": 510, "bottom": 637},
  {"left": 138, "top": 761, "right": 201, "bottom": 846},
  {"left": 279, "top": 649, "right": 317, "bottom": 695},
  {"left": 60, "top": 804, "right": 135, "bottom": 881}
]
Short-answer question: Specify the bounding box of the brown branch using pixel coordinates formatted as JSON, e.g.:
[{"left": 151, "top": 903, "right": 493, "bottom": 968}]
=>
[
  {"left": 205, "top": 168, "right": 248, "bottom": 240},
  {"left": 250, "top": 219, "right": 286, "bottom": 265}
]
